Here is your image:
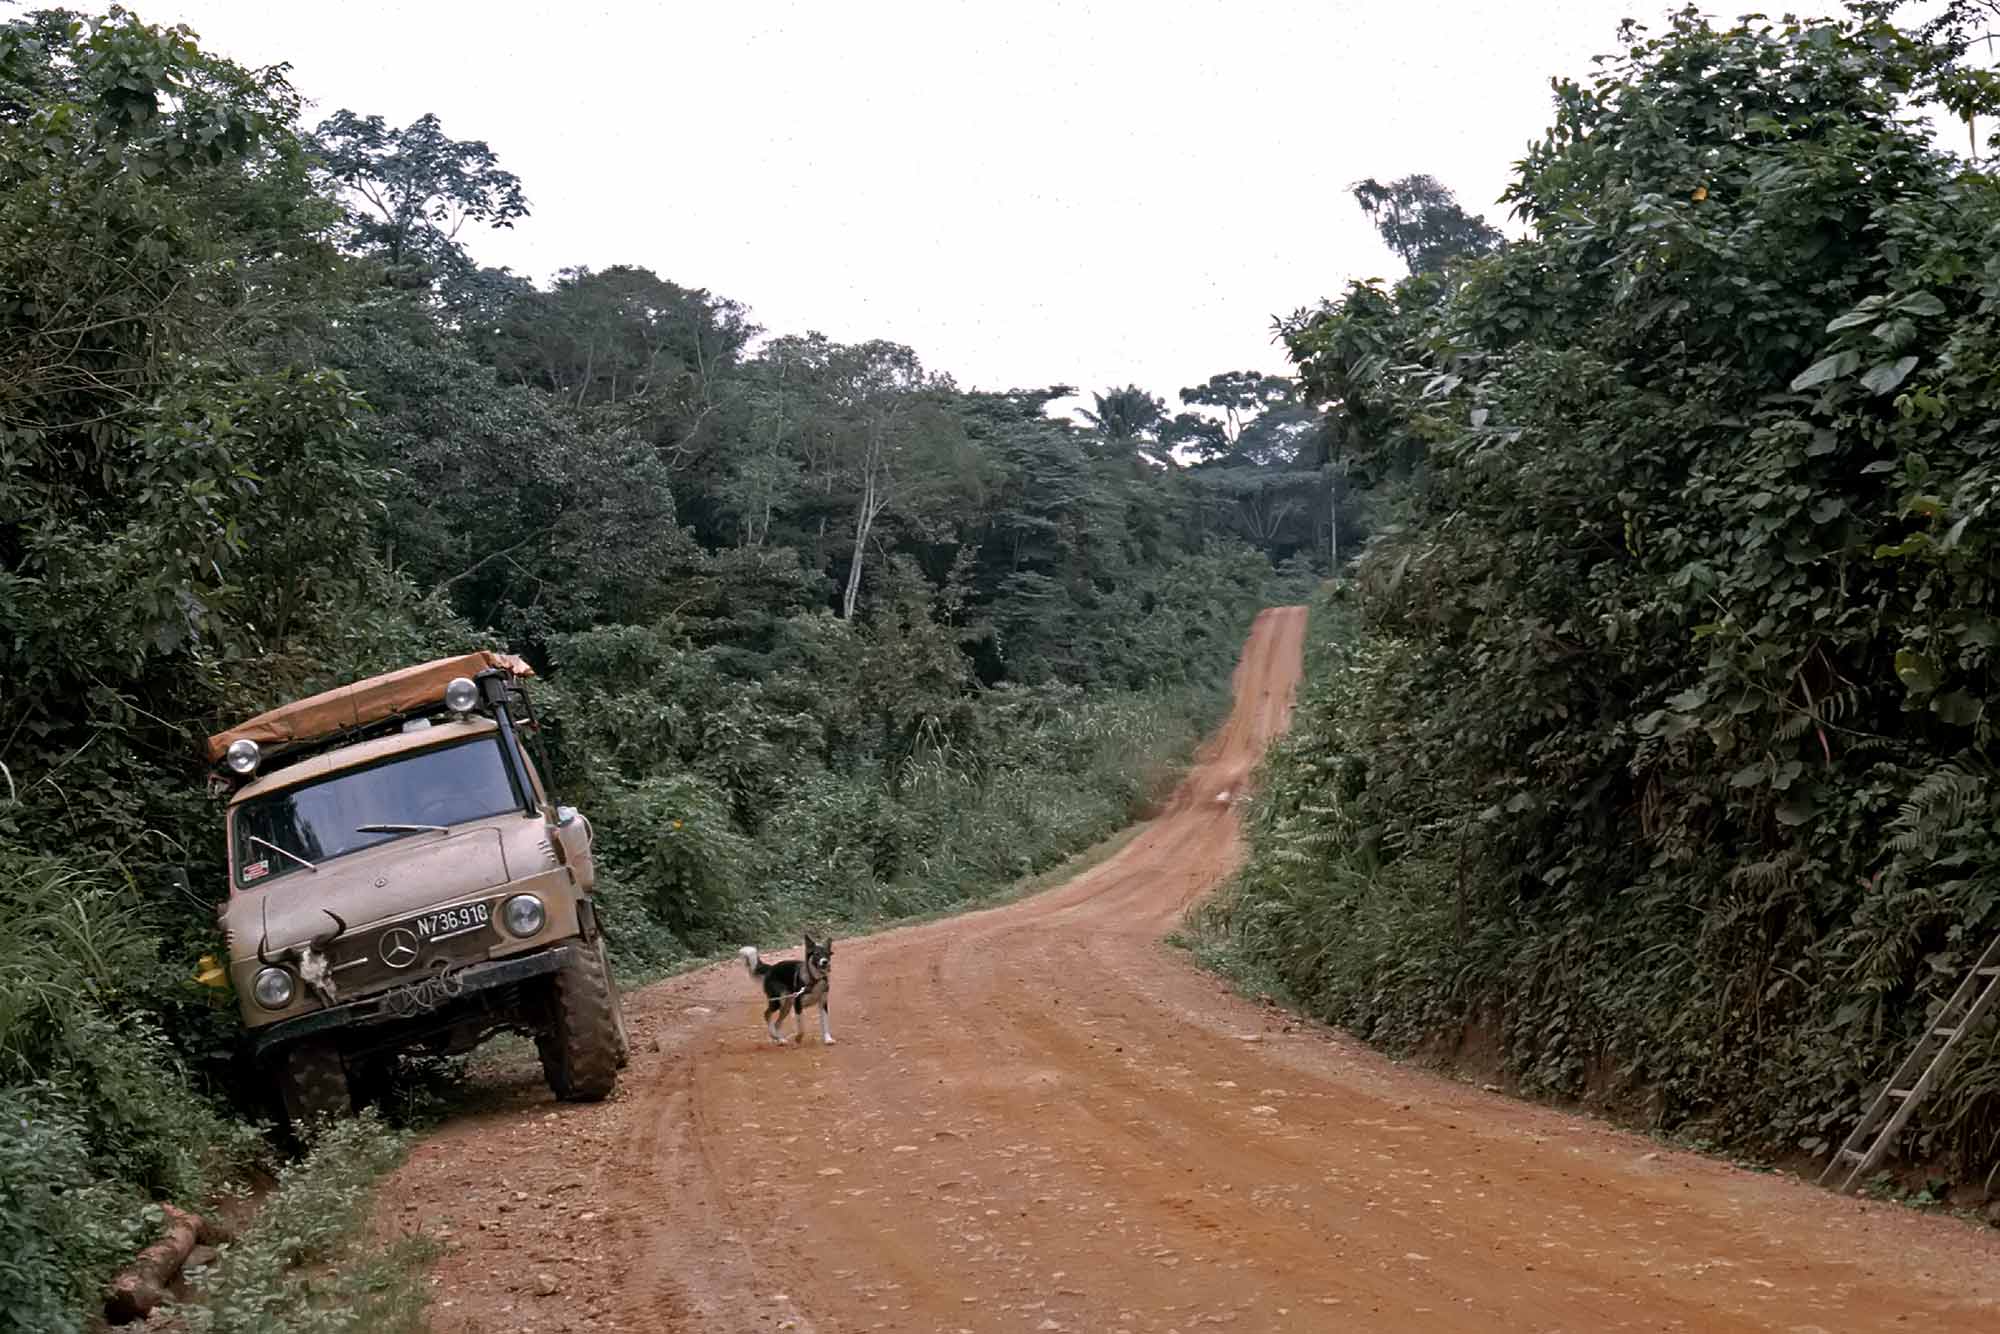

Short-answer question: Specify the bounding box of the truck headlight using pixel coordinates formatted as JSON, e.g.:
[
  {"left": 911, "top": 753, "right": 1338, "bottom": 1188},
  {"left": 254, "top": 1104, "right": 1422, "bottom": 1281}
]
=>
[
  {"left": 502, "top": 894, "right": 546, "bottom": 938},
  {"left": 444, "top": 676, "right": 478, "bottom": 713},
  {"left": 252, "top": 966, "right": 295, "bottom": 1009}
]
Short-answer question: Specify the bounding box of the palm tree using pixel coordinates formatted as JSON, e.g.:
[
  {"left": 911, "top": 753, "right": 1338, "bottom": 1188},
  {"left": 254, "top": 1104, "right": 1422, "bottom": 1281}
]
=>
[{"left": 1079, "top": 385, "right": 1166, "bottom": 443}]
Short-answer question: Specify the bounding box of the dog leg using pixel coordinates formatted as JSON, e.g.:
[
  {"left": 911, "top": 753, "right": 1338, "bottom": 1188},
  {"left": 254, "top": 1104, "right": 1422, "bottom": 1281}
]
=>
[
  {"left": 819, "top": 1000, "right": 834, "bottom": 1045},
  {"left": 765, "top": 999, "right": 788, "bottom": 1045},
  {"left": 794, "top": 1002, "right": 806, "bottom": 1043}
]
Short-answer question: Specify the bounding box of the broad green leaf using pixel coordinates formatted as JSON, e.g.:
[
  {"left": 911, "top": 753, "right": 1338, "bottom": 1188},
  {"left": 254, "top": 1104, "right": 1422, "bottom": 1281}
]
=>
[
  {"left": 1667, "top": 685, "right": 1708, "bottom": 711},
  {"left": 1895, "top": 649, "right": 1940, "bottom": 693},
  {"left": 1875, "top": 317, "right": 1916, "bottom": 347},
  {"left": 1896, "top": 292, "right": 1947, "bottom": 317},
  {"left": 1825, "top": 296, "right": 1885, "bottom": 332},
  {"left": 1859, "top": 356, "right": 1918, "bottom": 395},
  {"left": 1874, "top": 535, "right": 1930, "bottom": 558},
  {"left": 1789, "top": 350, "right": 1858, "bottom": 391},
  {"left": 1729, "top": 763, "right": 1765, "bottom": 788}
]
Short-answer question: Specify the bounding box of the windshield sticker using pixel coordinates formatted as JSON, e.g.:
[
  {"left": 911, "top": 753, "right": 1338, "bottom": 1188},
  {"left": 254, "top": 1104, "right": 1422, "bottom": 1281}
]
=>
[{"left": 243, "top": 859, "right": 270, "bottom": 882}]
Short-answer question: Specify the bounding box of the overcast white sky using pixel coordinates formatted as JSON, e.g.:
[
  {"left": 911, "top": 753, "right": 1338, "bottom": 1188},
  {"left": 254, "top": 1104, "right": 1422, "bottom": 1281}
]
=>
[{"left": 131, "top": 1, "right": 1836, "bottom": 405}]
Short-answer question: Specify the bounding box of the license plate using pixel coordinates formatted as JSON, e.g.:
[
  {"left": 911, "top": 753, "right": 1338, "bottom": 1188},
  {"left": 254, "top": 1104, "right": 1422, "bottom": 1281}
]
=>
[{"left": 417, "top": 901, "right": 491, "bottom": 941}]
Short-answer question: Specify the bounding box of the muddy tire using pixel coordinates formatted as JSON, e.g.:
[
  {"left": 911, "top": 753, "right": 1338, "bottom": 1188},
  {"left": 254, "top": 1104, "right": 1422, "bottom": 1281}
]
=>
[
  {"left": 277, "top": 1041, "right": 351, "bottom": 1130},
  {"left": 599, "top": 938, "right": 631, "bottom": 1069},
  {"left": 348, "top": 1054, "right": 397, "bottom": 1109},
  {"left": 538, "top": 945, "right": 620, "bottom": 1101}
]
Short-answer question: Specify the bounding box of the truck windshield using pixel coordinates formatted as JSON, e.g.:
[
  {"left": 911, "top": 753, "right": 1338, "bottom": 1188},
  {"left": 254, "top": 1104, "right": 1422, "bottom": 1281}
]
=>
[{"left": 233, "top": 736, "right": 521, "bottom": 887}]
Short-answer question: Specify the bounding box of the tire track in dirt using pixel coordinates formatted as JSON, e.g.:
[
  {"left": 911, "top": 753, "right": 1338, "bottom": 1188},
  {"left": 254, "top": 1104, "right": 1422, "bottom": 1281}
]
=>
[{"left": 383, "top": 605, "right": 2000, "bottom": 1333}]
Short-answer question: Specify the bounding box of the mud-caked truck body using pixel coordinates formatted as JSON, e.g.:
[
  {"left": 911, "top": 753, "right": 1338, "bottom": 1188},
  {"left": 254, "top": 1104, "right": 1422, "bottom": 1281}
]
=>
[{"left": 206, "top": 653, "right": 627, "bottom": 1128}]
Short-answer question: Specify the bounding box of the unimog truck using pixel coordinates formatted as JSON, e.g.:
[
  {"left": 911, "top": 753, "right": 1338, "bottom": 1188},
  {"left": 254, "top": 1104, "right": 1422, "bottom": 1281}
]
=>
[{"left": 205, "top": 652, "right": 628, "bottom": 1127}]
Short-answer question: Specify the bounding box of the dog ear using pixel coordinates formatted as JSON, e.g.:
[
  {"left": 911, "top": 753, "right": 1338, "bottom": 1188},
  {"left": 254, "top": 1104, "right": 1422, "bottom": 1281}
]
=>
[{"left": 803, "top": 931, "right": 818, "bottom": 950}]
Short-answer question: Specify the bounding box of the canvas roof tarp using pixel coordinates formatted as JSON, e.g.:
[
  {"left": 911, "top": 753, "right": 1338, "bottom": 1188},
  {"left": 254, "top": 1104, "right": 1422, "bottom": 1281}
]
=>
[{"left": 205, "top": 651, "right": 533, "bottom": 764}]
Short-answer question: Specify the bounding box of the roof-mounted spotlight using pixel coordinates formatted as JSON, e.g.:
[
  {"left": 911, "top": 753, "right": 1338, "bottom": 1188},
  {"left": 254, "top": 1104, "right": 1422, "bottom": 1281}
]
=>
[
  {"left": 444, "top": 676, "right": 479, "bottom": 714},
  {"left": 224, "top": 737, "right": 261, "bottom": 775}
]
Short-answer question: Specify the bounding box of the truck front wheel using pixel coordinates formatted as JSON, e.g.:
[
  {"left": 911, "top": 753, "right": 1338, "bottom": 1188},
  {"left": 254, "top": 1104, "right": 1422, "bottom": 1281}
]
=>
[
  {"left": 599, "top": 938, "right": 631, "bottom": 1069},
  {"left": 277, "top": 1040, "right": 351, "bottom": 1132},
  {"left": 537, "top": 945, "right": 620, "bottom": 1101}
]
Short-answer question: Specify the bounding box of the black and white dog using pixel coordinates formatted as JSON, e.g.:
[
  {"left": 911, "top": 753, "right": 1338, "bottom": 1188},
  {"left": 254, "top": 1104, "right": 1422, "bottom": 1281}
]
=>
[{"left": 738, "top": 934, "right": 833, "bottom": 1045}]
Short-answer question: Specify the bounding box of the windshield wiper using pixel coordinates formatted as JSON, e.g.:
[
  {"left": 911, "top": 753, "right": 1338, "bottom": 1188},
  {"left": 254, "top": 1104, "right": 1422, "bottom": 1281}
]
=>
[
  {"left": 355, "top": 823, "right": 448, "bottom": 835},
  {"left": 249, "top": 836, "right": 318, "bottom": 873}
]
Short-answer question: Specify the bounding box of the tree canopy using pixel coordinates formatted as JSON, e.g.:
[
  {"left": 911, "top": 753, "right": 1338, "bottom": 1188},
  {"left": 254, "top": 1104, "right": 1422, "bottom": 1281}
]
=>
[{"left": 312, "top": 109, "right": 528, "bottom": 278}]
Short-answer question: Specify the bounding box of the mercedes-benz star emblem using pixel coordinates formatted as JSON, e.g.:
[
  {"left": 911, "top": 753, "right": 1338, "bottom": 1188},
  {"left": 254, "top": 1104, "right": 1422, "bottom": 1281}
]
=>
[{"left": 379, "top": 927, "right": 420, "bottom": 970}]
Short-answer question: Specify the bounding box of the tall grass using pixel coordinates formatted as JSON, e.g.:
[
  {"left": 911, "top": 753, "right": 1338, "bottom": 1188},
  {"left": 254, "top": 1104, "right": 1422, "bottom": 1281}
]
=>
[
  {"left": 0, "top": 852, "right": 253, "bottom": 1333},
  {"left": 174, "top": 1115, "right": 429, "bottom": 1334}
]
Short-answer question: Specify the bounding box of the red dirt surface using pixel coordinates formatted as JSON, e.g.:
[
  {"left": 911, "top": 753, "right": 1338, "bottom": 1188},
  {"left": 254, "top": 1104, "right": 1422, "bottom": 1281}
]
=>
[{"left": 379, "top": 605, "right": 2000, "bottom": 1332}]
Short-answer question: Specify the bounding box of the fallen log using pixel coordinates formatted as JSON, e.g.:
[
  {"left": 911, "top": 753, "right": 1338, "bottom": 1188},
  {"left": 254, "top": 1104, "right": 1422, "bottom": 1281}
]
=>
[{"left": 104, "top": 1204, "right": 210, "bottom": 1325}]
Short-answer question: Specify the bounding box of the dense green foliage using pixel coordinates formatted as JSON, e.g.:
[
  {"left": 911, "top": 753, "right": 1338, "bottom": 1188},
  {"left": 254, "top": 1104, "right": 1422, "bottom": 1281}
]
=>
[
  {"left": 0, "top": 8, "right": 1294, "bottom": 1325},
  {"left": 176, "top": 1116, "right": 429, "bottom": 1334},
  {"left": 0, "top": 856, "right": 258, "bottom": 1325},
  {"left": 1217, "top": 3, "right": 2000, "bottom": 1181}
]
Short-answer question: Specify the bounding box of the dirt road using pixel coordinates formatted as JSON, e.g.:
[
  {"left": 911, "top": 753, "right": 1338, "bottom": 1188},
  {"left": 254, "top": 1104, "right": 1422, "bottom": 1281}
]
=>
[{"left": 383, "top": 605, "right": 2000, "bottom": 1332}]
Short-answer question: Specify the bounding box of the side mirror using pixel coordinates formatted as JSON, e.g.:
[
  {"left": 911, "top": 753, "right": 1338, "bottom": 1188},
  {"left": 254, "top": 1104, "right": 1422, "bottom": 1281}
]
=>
[{"left": 550, "top": 806, "right": 595, "bottom": 889}]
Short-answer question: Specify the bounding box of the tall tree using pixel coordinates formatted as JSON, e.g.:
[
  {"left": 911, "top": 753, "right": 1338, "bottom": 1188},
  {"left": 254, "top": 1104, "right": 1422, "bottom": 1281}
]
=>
[
  {"left": 489, "top": 265, "right": 756, "bottom": 512},
  {"left": 1170, "top": 371, "right": 1318, "bottom": 465},
  {"left": 757, "top": 336, "right": 973, "bottom": 619},
  {"left": 494, "top": 265, "right": 753, "bottom": 411},
  {"left": 311, "top": 110, "right": 529, "bottom": 277},
  {"left": 1079, "top": 384, "right": 1170, "bottom": 460},
  {"left": 326, "top": 303, "right": 689, "bottom": 642},
  {"left": 1352, "top": 173, "right": 1502, "bottom": 274}
]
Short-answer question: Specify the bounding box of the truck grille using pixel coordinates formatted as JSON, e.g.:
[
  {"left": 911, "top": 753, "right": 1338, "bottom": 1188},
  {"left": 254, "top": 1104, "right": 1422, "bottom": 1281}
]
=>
[{"left": 325, "top": 898, "right": 503, "bottom": 998}]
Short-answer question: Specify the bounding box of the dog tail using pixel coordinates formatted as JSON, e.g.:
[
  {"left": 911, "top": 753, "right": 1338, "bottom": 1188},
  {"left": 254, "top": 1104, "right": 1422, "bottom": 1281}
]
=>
[{"left": 738, "top": 945, "right": 766, "bottom": 977}]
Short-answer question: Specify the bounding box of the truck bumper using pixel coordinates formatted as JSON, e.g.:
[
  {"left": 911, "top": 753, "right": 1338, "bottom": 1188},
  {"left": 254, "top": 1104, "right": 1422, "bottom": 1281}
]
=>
[{"left": 251, "top": 945, "right": 572, "bottom": 1058}]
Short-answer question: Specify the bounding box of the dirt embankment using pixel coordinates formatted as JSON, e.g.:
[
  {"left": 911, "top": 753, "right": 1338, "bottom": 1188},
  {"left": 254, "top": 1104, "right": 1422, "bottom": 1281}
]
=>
[{"left": 379, "top": 605, "right": 2000, "bottom": 1332}]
